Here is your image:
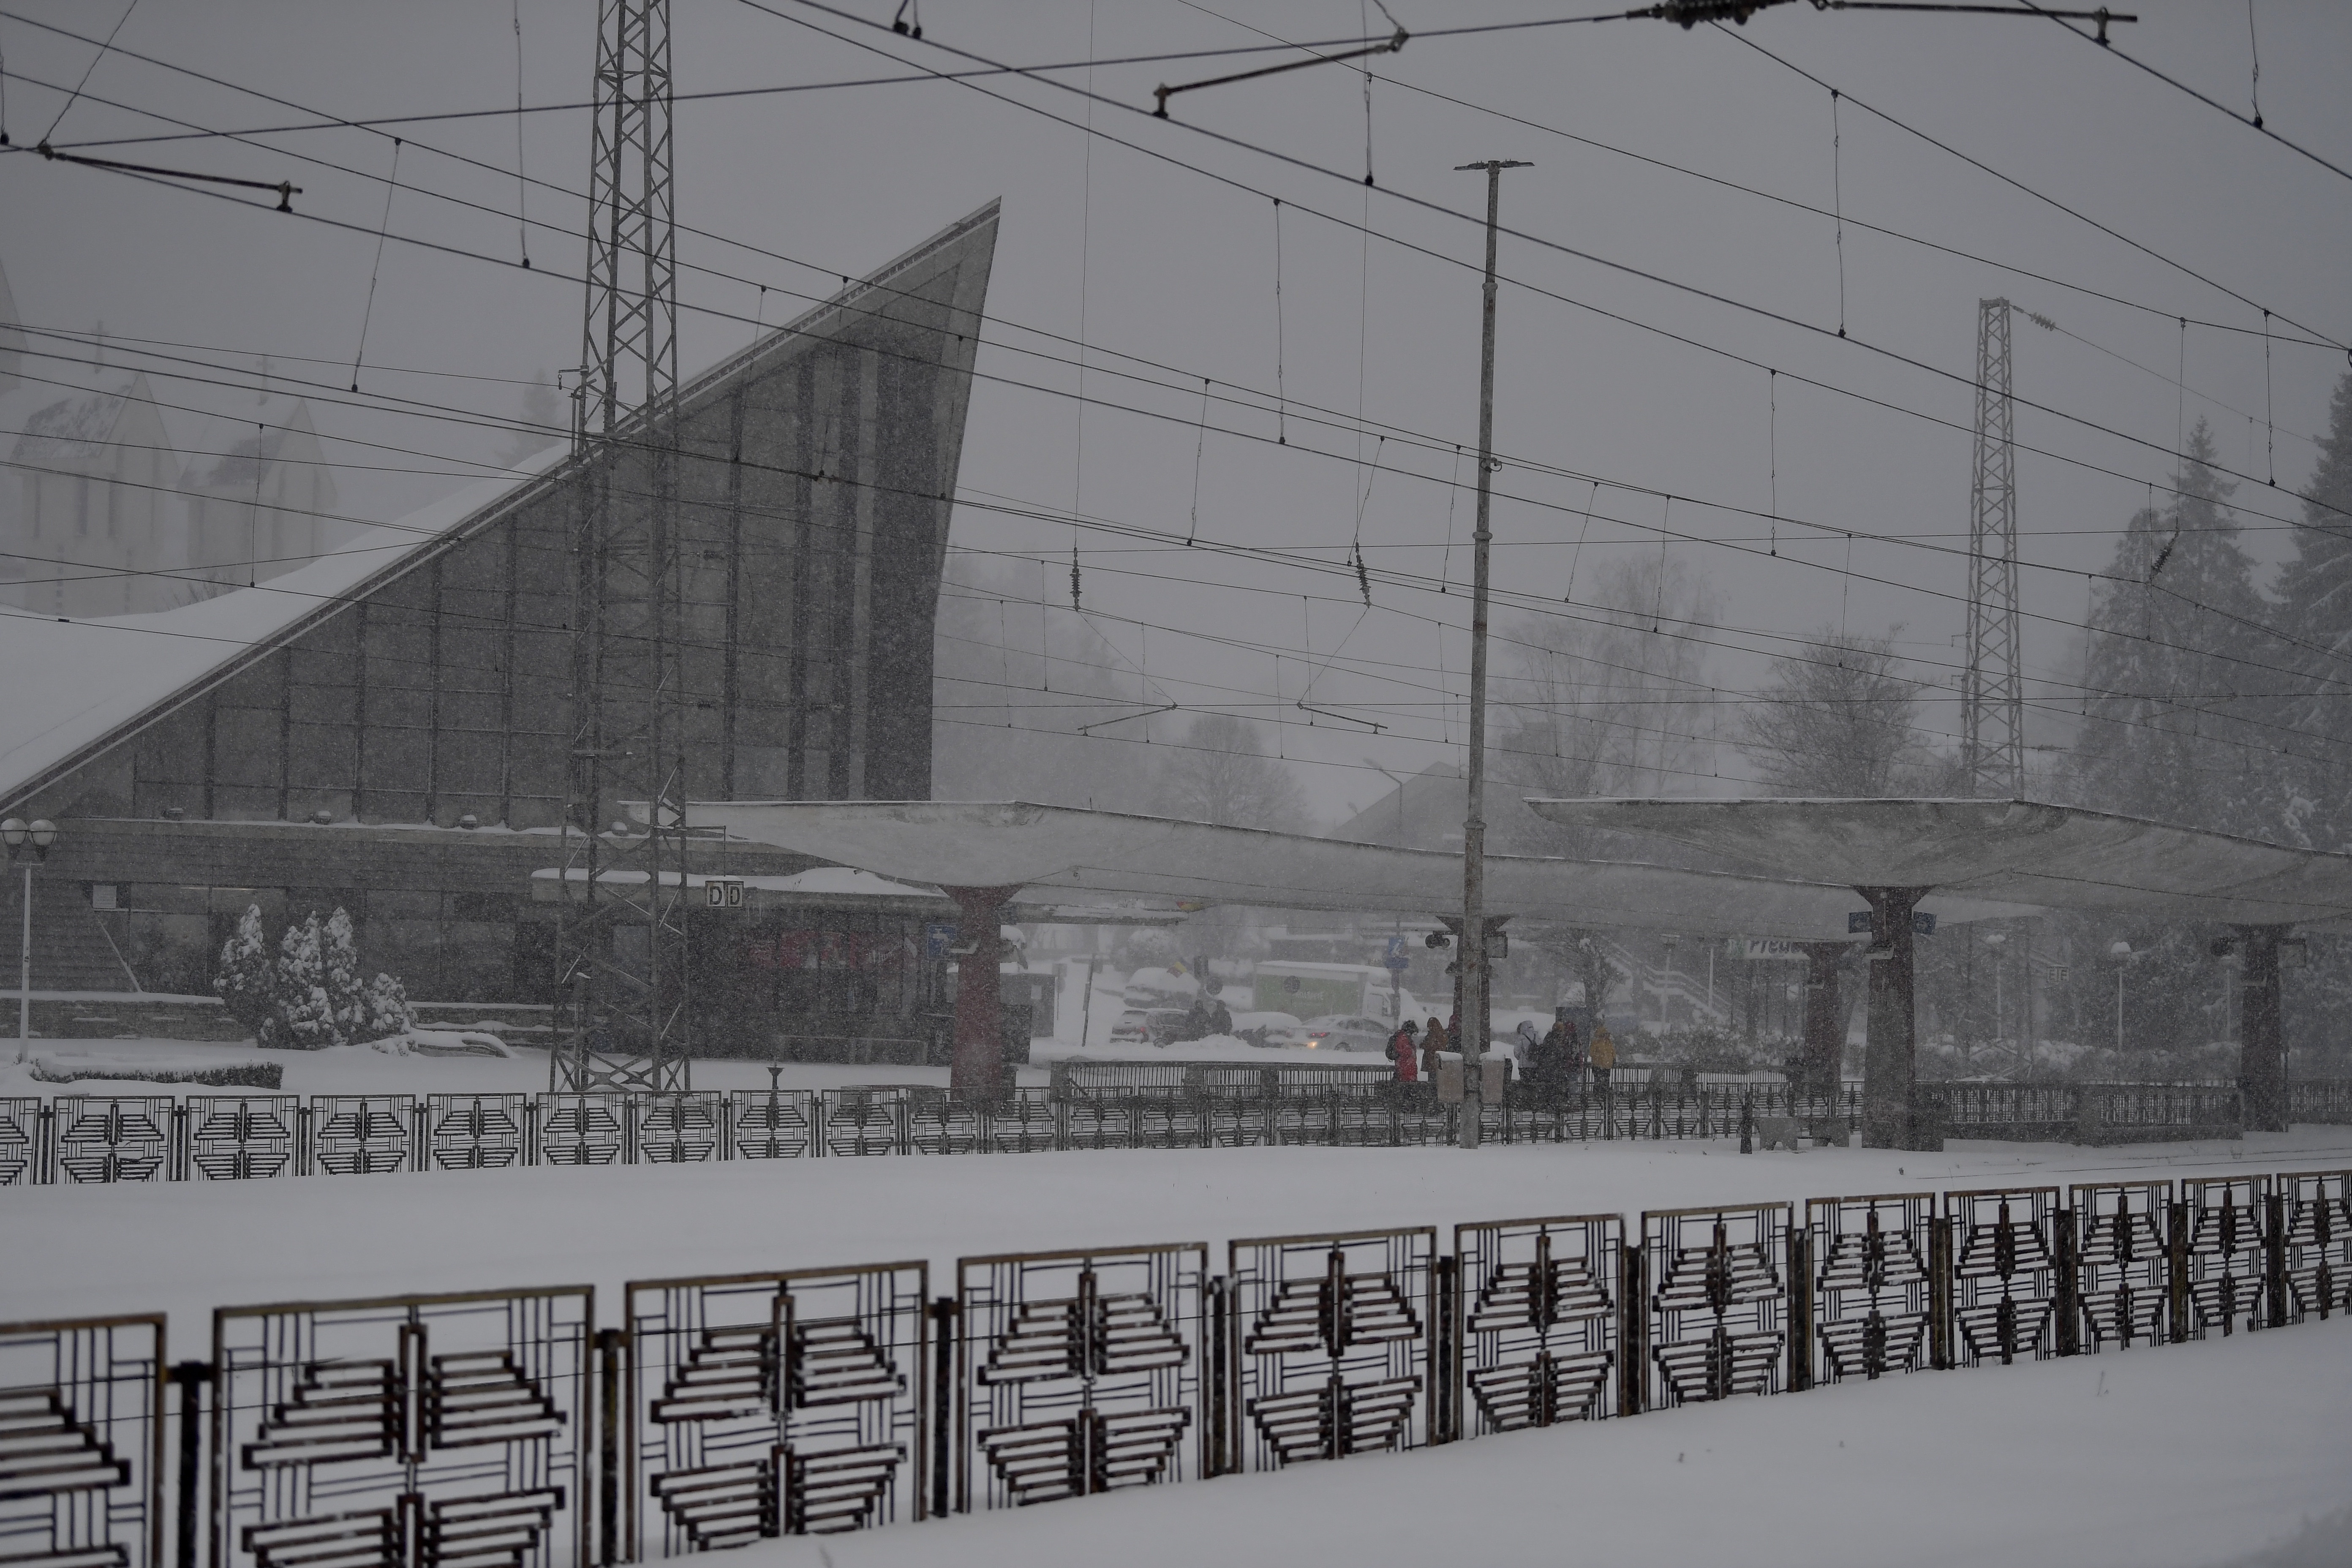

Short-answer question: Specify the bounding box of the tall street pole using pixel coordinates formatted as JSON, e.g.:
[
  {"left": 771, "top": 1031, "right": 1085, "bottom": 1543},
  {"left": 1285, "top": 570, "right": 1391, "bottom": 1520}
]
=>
[{"left": 1454, "top": 158, "right": 1528, "bottom": 1149}]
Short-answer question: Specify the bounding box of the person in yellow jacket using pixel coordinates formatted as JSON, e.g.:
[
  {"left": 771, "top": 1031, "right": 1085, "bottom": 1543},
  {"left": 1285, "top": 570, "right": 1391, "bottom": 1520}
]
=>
[{"left": 1587, "top": 1020, "right": 1617, "bottom": 1082}]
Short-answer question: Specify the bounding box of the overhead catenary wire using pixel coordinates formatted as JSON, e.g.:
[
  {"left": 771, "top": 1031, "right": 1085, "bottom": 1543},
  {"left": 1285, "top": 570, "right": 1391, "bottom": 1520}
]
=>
[
  {"left": 726, "top": 0, "right": 2351, "bottom": 535},
  {"left": 348, "top": 137, "right": 402, "bottom": 393},
  {"left": 8, "top": 20, "right": 2342, "bottom": 558},
  {"left": 2023, "top": 0, "right": 2352, "bottom": 190},
  {"left": 4, "top": 46, "right": 2352, "bottom": 724},
  {"left": 20, "top": 280, "right": 2352, "bottom": 714}
]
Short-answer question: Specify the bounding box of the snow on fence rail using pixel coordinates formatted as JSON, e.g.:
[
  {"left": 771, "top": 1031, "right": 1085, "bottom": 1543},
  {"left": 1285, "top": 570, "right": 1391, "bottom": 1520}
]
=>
[
  {"left": 7, "top": 1166, "right": 2348, "bottom": 1561},
  {"left": 3, "top": 1079, "right": 2346, "bottom": 1186}
]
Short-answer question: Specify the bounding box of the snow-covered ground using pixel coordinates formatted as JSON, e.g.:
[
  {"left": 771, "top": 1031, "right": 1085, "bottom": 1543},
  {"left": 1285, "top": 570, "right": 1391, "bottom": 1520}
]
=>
[
  {"left": 747, "top": 1315, "right": 2352, "bottom": 1568},
  {"left": 8, "top": 1119, "right": 2347, "bottom": 1334}
]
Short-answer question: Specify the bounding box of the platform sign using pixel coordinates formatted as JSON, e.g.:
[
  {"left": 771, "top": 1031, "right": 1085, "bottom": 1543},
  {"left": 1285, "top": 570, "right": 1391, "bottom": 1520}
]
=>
[
  {"left": 925, "top": 922, "right": 957, "bottom": 958},
  {"left": 1847, "top": 911, "right": 1937, "bottom": 937},
  {"left": 703, "top": 877, "right": 746, "bottom": 909}
]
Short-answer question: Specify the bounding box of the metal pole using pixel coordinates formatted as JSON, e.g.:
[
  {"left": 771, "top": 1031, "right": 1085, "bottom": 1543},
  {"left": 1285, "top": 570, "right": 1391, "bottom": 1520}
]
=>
[
  {"left": 1452, "top": 156, "right": 1528, "bottom": 1150},
  {"left": 15, "top": 862, "right": 29, "bottom": 1063},
  {"left": 2115, "top": 966, "right": 2124, "bottom": 1054}
]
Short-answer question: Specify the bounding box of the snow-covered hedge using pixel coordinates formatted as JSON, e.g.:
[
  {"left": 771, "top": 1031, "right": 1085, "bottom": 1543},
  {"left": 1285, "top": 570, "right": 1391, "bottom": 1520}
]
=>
[{"left": 213, "top": 904, "right": 416, "bottom": 1051}]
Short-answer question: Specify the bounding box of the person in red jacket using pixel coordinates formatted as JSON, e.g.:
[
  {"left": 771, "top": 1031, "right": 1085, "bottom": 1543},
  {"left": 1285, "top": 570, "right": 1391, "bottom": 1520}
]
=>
[{"left": 1387, "top": 1019, "right": 1421, "bottom": 1081}]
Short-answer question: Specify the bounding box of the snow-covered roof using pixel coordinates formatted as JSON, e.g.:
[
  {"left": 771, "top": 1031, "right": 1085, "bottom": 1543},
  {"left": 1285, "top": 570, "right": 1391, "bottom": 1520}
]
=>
[
  {"left": 0, "top": 447, "right": 566, "bottom": 812},
  {"left": 1523, "top": 797, "right": 2352, "bottom": 929},
  {"left": 683, "top": 800, "right": 2034, "bottom": 941}
]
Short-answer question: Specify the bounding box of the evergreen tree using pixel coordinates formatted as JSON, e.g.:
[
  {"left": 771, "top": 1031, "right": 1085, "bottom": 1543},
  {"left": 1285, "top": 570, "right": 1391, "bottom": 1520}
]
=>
[
  {"left": 320, "top": 908, "right": 367, "bottom": 1042},
  {"left": 2268, "top": 371, "right": 2352, "bottom": 848},
  {"left": 2068, "top": 421, "right": 2271, "bottom": 835},
  {"left": 214, "top": 904, "right": 275, "bottom": 1043},
  {"left": 2057, "top": 421, "right": 2268, "bottom": 1057},
  {"left": 272, "top": 913, "right": 340, "bottom": 1050}
]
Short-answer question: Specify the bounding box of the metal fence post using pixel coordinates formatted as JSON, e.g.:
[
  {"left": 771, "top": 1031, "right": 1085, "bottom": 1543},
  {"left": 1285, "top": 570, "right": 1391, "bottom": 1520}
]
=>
[
  {"left": 36, "top": 1101, "right": 54, "bottom": 1183},
  {"left": 2054, "top": 1208, "right": 2081, "bottom": 1356},
  {"left": 927, "top": 1296, "right": 959, "bottom": 1517},
  {"left": 170, "top": 1361, "right": 211, "bottom": 1568},
  {"left": 1204, "top": 1274, "right": 1230, "bottom": 1477},
  {"left": 596, "top": 1328, "right": 623, "bottom": 1567},
  {"left": 2263, "top": 1191, "right": 2289, "bottom": 1328},
  {"left": 2167, "top": 1198, "right": 2190, "bottom": 1343},
  {"left": 1617, "top": 1238, "right": 1647, "bottom": 1416},
  {"left": 170, "top": 1103, "right": 189, "bottom": 1182},
  {"left": 1432, "top": 1254, "right": 1459, "bottom": 1443},
  {"left": 1786, "top": 1221, "right": 1813, "bottom": 1391},
  {"left": 1927, "top": 1213, "right": 1954, "bottom": 1370}
]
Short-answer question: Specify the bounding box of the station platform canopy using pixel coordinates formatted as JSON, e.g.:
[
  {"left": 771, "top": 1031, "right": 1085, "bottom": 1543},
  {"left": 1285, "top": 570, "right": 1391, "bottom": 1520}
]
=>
[
  {"left": 1522, "top": 797, "right": 2352, "bottom": 930},
  {"left": 682, "top": 800, "right": 2032, "bottom": 941}
]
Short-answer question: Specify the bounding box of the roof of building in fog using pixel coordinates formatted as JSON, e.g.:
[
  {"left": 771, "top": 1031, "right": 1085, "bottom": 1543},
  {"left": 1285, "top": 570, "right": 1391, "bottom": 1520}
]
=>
[
  {"left": 1523, "top": 797, "right": 2352, "bottom": 929},
  {"left": 684, "top": 799, "right": 2037, "bottom": 939}
]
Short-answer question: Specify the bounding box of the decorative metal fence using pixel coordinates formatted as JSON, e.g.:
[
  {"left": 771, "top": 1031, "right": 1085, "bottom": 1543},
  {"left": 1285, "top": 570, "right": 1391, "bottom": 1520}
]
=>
[
  {"left": 9, "top": 1162, "right": 2350, "bottom": 1567},
  {"left": 6, "top": 1079, "right": 2334, "bottom": 1187},
  {"left": 210, "top": 1287, "right": 593, "bottom": 1568}
]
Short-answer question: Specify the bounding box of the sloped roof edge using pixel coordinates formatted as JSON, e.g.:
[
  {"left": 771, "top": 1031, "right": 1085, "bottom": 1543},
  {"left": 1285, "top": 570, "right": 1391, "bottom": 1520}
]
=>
[{"left": 0, "top": 202, "right": 1003, "bottom": 817}]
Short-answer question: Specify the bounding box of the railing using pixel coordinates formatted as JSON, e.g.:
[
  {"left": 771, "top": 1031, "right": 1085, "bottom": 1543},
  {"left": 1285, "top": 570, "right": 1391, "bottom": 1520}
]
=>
[
  {"left": 7, "top": 1080, "right": 2334, "bottom": 1187},
  {"left": 9, "top": 1164, "right": 2346, "bottom": 1564}
]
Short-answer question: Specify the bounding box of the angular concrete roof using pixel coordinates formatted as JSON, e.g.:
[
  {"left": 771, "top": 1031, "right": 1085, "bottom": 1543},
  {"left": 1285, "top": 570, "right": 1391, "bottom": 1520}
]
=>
[
  {"left": 1523, "top": 797, "right": 2352, "bottom": 928},
  {"left": 685, "top": 799, "right": 2033, "bottom": 941},
  {"left": 0, "top": 202, "right": 1001, "bottom": 817}
]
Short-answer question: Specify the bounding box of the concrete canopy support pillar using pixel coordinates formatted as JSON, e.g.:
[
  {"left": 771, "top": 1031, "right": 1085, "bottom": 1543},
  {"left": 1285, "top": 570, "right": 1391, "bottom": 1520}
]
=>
[
  {"left": 1859, "top": 886, "right": 1930, "bottom": 1150},
  {"left": 1797, "top": 941, "right": 1848, "bottom": 1102},
  {"left": 2238, "top": 924, "right": 2288, "bottom": 1133},
  {"left": 945, "top": 885, "right": 1020, "bottom": 1101}
]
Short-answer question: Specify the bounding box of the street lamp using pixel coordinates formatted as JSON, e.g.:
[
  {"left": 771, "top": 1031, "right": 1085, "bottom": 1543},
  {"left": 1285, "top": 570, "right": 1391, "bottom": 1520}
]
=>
[
  {"left": 2108, "top": 939, "right": 2135, "bottom": 1055},
  {"left": 2, "top": 818, "right": 59, "bottom": 1064}
]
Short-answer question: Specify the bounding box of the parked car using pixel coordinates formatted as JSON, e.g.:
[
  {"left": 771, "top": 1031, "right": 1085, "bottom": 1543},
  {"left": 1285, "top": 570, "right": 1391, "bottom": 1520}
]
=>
[
  {"left": 1108, "top": 1007, "right": 1197, "bottom": 1047},
  {"left": 1300, "top": 1015, "right": 1394, "bottom": 1054},
  {"left": 1228, "top": 1010, "right": 1306, "bottom": 1049}
]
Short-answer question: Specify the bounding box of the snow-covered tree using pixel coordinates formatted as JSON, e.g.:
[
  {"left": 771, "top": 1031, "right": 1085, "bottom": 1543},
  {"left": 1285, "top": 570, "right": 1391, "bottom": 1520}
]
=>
[
  {"left": 273, "top": 914, "right": 340, "bottom": 1050},
  {"left": 2066, "top": 421, "right": 2270, "bottom": 835},
  {"left": 2269, "top": 372, "right": 2352, "bottom": 849},
  {"left": 214, "top": 904, "right": 275, "bottom": 1042},
  {"left": 360, "top": 972, "right": 414, "bottom": 1042},
  {"left": 321, "top": 907, "right": 367, "bottom": 1043}
]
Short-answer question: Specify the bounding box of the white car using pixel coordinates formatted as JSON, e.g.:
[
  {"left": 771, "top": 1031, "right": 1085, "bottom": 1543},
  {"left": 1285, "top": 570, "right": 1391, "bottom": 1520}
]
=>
[
  {"left": 1228, "top": 1011, "right": 1307, "bottom": 1049},
  {"left": 1300, "top": 1015, "right": 1394, "bottom": 1054}
]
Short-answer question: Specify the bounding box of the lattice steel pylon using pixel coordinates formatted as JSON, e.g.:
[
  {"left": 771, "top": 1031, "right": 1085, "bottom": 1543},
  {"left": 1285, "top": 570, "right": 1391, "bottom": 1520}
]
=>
[
  {"left": 556, "top": 0, "right": 690, "bottom": 1092},
  {"left": 1961, "top": 298, "right": 2025, "bottom": 800}
]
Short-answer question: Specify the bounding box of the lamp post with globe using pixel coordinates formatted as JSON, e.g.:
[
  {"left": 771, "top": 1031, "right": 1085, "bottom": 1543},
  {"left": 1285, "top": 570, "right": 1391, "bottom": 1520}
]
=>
[{"left": 2, "top": 818, "right": 59, "bottom": 1063}]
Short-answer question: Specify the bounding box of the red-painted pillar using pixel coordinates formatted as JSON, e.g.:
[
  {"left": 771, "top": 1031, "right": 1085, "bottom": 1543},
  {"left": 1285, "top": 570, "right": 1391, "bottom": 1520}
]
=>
[{"left": 946, "top": 885, "right": 1020, "bottom": 1100}]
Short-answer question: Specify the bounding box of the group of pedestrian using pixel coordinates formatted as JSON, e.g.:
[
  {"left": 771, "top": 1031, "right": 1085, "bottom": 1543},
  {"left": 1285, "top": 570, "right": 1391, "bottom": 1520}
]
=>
[
  {"left": 1384, "top": 1014, "right": 1458, "bottom": 1082},
  {"left": 1386, "top": 1009, "right": 1617, "bottom": 1091},
  {"left": 1514, "top": 1013, "right": 1617, "bottom": 1093}
]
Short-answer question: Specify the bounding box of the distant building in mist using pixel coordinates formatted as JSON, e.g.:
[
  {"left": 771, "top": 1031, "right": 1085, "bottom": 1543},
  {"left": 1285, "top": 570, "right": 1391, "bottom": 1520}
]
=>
[{"left": 0, "top": 255, "right": 343, "bottom": 618}]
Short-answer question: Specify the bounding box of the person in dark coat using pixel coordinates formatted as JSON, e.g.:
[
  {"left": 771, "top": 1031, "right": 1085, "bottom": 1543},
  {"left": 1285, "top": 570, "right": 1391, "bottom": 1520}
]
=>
[
  {"left": 1421, "top": 1016, "right": 1449, "bottom": 1079},
  {"left": 1387, "top": 1019, "right": 1421, "bottom": 1082}
]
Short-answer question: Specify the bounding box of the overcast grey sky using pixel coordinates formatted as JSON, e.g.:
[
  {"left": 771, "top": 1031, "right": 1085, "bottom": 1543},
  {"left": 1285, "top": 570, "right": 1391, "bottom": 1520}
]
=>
[{"left": 4, "top": 0, "right": 2347, "bottom": 819}]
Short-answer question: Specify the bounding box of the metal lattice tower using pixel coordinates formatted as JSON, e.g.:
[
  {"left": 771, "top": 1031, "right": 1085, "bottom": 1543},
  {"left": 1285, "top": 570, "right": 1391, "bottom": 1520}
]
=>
[
  {"left": 556, "top": 0, "right": 689, "bottom": 1092},
  {"left": 1962, "top": 298, "right": 2025, "bottom": 800}
]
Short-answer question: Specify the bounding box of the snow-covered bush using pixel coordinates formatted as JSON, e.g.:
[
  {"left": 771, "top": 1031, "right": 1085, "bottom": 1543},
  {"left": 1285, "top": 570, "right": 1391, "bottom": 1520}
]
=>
[
  {"left": 273, "top": 914, "right": 340, "bottom": 1050},
  {"left": 216, "top": 903, "right": 418, "bottom": 1050},
  {"left": 321, "top": 907, "right": 368, "bottom": 1043},
  {"left": 213, "top": 904, "right": 276, "bottom": 1041},
  {"left": 360, "top": 971, "right": 414, "bottom": 1042}
]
